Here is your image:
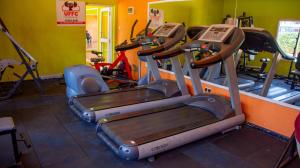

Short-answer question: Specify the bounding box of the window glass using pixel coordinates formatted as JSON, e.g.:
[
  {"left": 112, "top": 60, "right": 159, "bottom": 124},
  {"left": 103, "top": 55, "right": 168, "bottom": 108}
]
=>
[{"left": 277, "top": 21, "right": 300, "bottom": 57}]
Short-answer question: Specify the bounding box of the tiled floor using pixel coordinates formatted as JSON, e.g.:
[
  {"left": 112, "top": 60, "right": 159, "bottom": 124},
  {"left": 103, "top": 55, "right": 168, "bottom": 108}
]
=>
[{"left": 0, "top": 79, "right": 299, "bottom": 168}]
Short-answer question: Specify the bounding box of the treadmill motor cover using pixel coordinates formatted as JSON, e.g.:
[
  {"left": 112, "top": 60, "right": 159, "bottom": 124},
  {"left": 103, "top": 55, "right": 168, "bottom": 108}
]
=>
[{"left": 64, "top": 65, "right": 109, "bottom": 98}]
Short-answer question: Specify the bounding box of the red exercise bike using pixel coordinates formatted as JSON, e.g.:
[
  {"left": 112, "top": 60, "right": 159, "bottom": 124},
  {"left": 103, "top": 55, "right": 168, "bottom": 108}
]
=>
[
  {"left": 90, "top": 20, "right": 153, "bottom": 86},
  {"left": 90, "top": 49, "right": 133, "bottom": 81}
]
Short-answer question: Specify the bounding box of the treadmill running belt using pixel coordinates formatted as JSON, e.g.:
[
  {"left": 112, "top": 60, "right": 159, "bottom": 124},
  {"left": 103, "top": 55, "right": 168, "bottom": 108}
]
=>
[
  {"left": 101, "top": 106, "right": 220, "bottom": 146},
  {"left": 76, "top": 88, "right": 167, "bottom": 111}
]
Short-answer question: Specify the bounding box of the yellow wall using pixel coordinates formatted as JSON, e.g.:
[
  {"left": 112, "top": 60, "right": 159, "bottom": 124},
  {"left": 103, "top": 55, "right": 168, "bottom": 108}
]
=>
[{"left": 0, "top": 0, "right": 116, "bottom": 80}]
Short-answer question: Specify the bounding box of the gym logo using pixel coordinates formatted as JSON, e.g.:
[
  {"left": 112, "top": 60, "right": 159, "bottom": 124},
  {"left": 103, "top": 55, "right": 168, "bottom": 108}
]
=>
[
  {"left": 62, "top": 1, "right": 80, "bottom": 17},
  {"left": 56, "top": 0, "right": 85, "bottom": 26}
]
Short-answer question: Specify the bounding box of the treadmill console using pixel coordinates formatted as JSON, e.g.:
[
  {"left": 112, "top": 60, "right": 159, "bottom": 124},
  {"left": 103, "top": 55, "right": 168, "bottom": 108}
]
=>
[
  {"left": 153, "top": 23, "right": 181, "bottom": 37},
  {"left": 199, "top": 24, "right": 235, "bottom": 43}
]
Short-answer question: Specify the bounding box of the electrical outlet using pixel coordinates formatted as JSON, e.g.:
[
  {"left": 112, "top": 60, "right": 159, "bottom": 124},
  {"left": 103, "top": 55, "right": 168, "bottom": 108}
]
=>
[{"left": 204, "top": 87, "right": 212, "bottom": 93}]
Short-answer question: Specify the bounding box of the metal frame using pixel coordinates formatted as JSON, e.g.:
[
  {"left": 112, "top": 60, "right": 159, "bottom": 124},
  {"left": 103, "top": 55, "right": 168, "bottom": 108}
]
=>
[
  {"left": 0, "top": 18, "right": 44, "bottom": 100},
  {"left": 260, "top": 52, "right": 281, "bottom": 97},
  {"left": 0, "top": 128, "right": 20, "bottom": 164}
]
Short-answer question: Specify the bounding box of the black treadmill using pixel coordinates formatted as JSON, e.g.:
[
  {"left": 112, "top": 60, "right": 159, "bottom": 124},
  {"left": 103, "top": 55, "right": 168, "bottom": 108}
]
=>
[{"left": 239, "top": 28, "right": 300, "bottom": 104}]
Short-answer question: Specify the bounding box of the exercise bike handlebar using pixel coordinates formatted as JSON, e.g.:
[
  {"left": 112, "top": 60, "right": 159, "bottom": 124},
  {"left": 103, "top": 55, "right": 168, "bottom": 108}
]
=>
[
  {"left": 130, "top": 19, "right": 138, "bottom": 41},
  {"left": 144, "top": 20, "right": 152, "bottom": 37}
]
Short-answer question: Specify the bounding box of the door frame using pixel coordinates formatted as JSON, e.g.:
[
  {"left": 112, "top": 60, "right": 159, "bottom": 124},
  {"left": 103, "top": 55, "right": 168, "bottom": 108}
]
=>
[
  {"left": 86, "top": 7, "right": 99, "bottom": 51},
  {"left": 86, "top": 4, "right": 114, "bottom": 63},
  {"left": 99, "top": 7, "right": 113, "bottom": 63}
]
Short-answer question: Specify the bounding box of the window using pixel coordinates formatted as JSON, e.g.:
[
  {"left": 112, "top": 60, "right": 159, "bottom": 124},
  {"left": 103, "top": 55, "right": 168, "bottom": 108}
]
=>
[{"left": 277, "top": 21, "right": 300, "bottom": 57}]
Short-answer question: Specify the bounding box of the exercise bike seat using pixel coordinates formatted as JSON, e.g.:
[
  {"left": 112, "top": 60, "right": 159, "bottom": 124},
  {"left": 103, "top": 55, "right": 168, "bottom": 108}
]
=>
[
  {"left": 91, "top": 50, "right": 103, "bottom": 56},
  {"left": 0, "top": 117, "right": 15, "bottom": 132},
  {"left": 90, "top": 57, "right": 105, "bottom": 63}
]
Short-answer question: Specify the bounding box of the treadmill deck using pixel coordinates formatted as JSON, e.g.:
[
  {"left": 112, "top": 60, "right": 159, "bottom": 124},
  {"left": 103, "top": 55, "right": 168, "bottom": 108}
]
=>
[
  {"left": 100, "top": 105, "right": 222, "bottom": 146},
  {"left": 75, "top": 88, "right": 168, "bottom": 111}
]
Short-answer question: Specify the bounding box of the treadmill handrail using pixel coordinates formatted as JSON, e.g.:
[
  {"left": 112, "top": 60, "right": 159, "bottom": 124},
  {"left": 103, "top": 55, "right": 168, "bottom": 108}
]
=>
[
  {"left": 241, "top": 27, "right": 295, "bottom": 61},
  {"left": 137, "top": 25, "right": 186, "bottom": 56},
  {"left": 191, "top": 28, "right": 245, "bottom": 69},
  {"left": 115, "top": 41, "right": 140, "bottom": 52},
  {"left": 153, "top": 26, "right": 208, "bottom": 60},
  {"left": 153, "top": 47, "right": 184, "bottom": 60}
]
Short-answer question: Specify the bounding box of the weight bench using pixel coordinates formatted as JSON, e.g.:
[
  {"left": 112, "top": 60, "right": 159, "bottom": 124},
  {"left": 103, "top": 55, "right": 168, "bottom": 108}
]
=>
[{"left": 0, "top": 117, "right": 31, "bottom": 166}]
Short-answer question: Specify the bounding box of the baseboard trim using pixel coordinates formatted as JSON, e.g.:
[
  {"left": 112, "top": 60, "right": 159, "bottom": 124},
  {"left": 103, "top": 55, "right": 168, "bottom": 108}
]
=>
[{"left": 40, "top": 74, "right": 63, "bottom": 80}]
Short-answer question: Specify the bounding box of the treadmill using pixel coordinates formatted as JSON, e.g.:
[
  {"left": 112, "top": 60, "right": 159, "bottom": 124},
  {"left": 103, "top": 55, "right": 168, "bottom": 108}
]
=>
[
  {"left": 181, "top": 26, "right": 255, "bottom": 89},
  {"left": 96, "top": 24, "right": 245, "bottom": 160},
  {"left": 68, "top": 23, "right": 190, "bottom": 122},
  {"left": 240, "top": 28, "right": 300, "bottom": 104}
]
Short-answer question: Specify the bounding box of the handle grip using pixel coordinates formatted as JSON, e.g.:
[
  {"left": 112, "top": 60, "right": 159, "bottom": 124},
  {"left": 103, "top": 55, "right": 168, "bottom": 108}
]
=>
[
  {"left": 115, "top": 41, "right": 140, "bottom": 51},
  {"left": 137, "top": 45, "right": 164, "bottom": 56},
  {"left": 153, "top": 47, "right": 184, "bottom": 60}
]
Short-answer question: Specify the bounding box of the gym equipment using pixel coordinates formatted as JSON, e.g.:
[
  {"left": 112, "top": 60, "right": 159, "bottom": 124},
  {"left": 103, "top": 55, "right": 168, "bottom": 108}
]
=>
[
  {"left": 289, "top": 53, "right": 300, "bottom": 89},
  {"left": 287, "top": 28, "right": 300, "bottom": 82},
  {"left": 237, "top": 12, "right": 254, "bottom": 28},
  {"left": 274, "top": 114, "right": 300, "bottom": 168},
  {"left": 237, "top": 14, "right": 271, "bottom": 81},
  {"left": 67, "top": 23, "right": 188, "bottom": 123},
  {"left": 0, "top": 117, "right": 31, "bottom": 166},
  {"left": 203, "top": 50, "right": 256, "bottom": 89},
  {"left": 236, "top": 13, "right": 270, "bottom": 81},
  {"left": 90, "top": 20, "right": 142, "bottom": 82},
  {"left": 238, "top": 48, "right": 271, "bottom": 82},
  {"left": 239, "top": 28, "right": 300, "bottom": 104},
  {"left": 96, "top": 24, "right": 245, "bottom": 161},
  {"left": 64, "top": 65, "right": 110, "bottom": 98},
  {"left": 0, "top": 18, "right": 44, "bottom": 100}
]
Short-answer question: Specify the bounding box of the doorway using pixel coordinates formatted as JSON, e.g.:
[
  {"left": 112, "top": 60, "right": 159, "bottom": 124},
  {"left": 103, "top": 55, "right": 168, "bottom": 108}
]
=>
[{"left": 86, "top": 5, "right": 113, "bottom": 64}]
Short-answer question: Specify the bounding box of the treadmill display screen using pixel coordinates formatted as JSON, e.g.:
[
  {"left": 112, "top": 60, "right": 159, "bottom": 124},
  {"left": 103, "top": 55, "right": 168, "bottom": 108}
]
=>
[
  {"left": 153, "top": 23, "right": 181, "bottom": 37},
  {"left": 199, "top": 24, "right": 234, "bottom": 43}
]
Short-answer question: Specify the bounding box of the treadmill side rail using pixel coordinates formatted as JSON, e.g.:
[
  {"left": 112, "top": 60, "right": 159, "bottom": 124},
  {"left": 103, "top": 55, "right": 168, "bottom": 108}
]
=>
[
  {"left": 94, "top": 95, "right": 191, "bottom": 121},
  {"left": 136, "top": 114, "right": 245, "bottom": 160},
  {"left": 70, "top": 94, "right": 191, "bottom": 123}
]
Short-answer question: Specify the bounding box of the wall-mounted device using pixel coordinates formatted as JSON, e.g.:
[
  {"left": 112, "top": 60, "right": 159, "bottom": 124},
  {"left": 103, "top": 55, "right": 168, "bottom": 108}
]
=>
[{"left": 128, "top": 7, "right": 134, "bottom": 15}]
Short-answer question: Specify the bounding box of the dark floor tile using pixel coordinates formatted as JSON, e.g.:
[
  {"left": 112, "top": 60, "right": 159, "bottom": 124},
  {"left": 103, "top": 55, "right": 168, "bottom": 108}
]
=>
[
  {"left": 63, "top": 121, "right": 148, "bottom": 168},
  {"left": 18, "top": 105, "right": 87, "bottom": 167},
  {"left": 246, "top": 137, "right": 287, "bottom": 168},
  {"left": 182, "top": 142, "right": 258, "bottom": 168},
  {"left": 212, "top": 127, "right": 276, "bottom": 159},
  {"left": 286, "top": 157, "right": 300, "bottom": 168},
  {"left": 150, "top": 151, "right": 201, "bottom": 168},
  {"left": 52, "top": 97, "right": 81, "bottom": 124}
]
